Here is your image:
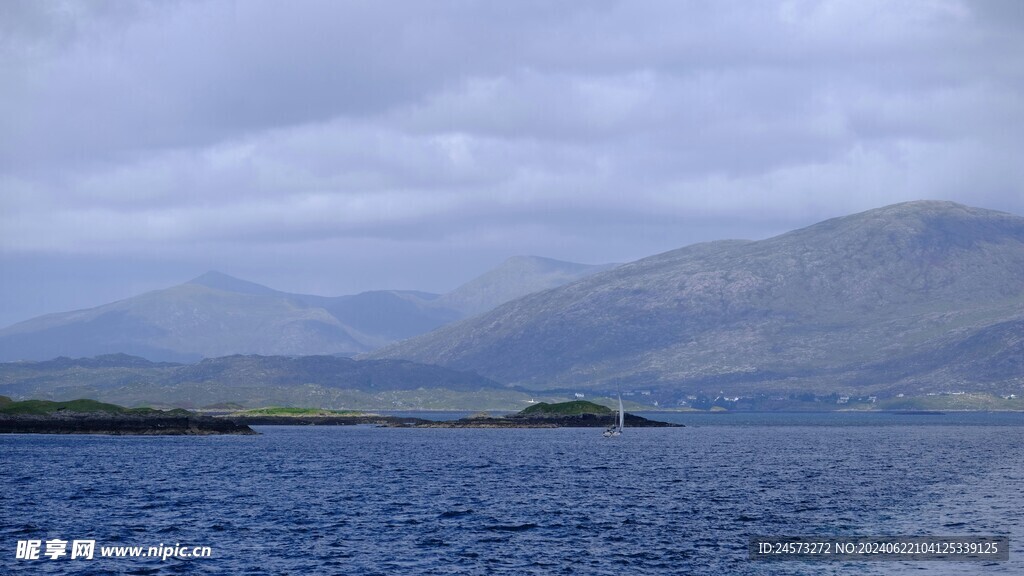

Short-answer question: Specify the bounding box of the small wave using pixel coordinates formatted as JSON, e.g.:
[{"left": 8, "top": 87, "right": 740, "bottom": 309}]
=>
[
  {"left": 439, "top": 509, "right": 474, "bottom": 518},
  {"left": 8, "top": 522, "right": 36, "bottom": 533},
  {"left": 485, "top": 523, "right": 538, "bottom": 532}
]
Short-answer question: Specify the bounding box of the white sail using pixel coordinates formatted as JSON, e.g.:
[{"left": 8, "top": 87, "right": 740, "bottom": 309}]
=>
[
  {"left": 603, "top": 393, "right": 625, "bottom": 437},
  {"left": 618, "top": 395, "right": 624, "bottom": 430}
]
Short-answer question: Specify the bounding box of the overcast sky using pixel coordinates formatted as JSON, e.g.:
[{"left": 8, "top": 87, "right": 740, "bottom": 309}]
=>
[{"left": 1, "top": 0, "right": 1022, "bottom": 327}]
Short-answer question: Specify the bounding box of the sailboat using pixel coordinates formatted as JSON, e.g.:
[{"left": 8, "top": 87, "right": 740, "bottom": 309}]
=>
[{"left": 603, "top": 395, "right": 624, "bottom": 437}]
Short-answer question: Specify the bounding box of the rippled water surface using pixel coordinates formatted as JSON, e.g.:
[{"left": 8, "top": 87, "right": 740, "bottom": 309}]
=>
[{"left": 2, "top": 414, "right": 1022, "bottom": 575}]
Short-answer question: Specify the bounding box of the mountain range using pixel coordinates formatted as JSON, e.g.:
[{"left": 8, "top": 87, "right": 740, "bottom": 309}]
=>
[
  {"left": 0, "top": 256, "right": 613, "bottom": 362},
  {"left": 372, "top": 201, "right": 1024, "bottom": 405},
  {"left": 3, "top": 200, "right": 1023, "bottom": 410}
]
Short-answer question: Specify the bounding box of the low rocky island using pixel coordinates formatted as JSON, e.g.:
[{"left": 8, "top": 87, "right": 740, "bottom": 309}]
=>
[
  {"left": 416, "top": 400, "right": 683, "bottom": 428},
  {"left": 0, "top": 397, "right": 257, "bottom": 435},
  {"left": 217, "top": 401, "right": 682, "bottom": 428}
]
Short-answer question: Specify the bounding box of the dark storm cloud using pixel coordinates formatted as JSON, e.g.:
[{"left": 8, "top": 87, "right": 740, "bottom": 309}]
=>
[{"left": 1, "top": 0, "right": 1023, "bottom": 326}]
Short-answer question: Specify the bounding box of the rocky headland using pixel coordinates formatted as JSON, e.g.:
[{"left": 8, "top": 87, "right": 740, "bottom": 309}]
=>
[{"left": 0, "top": 397, "right": 257, "bottom": 435}]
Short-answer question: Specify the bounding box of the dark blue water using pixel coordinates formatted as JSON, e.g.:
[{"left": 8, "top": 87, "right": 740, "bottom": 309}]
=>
[{"left": 2, "top": 414, "right": 1021, "bottom": 575}]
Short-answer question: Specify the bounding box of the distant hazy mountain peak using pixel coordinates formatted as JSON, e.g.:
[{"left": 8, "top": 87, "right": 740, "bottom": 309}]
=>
[
  {"left": 502, "top": 254, "right": 595, "bottom": 269},
  {"left": 436, "top": 255, "right": 619, "bottom": 316},
  {"left": 187, "top": 271, "right": 278, "bottom": 295}
]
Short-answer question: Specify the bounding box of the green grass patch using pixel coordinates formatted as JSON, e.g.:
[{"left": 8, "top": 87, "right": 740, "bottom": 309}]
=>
[
  {"left": 0, "top": 398, "right": 129, "bottom": 415},
  {"left": 877, "top": 393, "right": 1024, "bottom": 411},
  {"left": 0, "top": 398, "right": 191, "bottom": 416},
  {"left": 518, "top": 400, "right": 612, "bottom": 416}
]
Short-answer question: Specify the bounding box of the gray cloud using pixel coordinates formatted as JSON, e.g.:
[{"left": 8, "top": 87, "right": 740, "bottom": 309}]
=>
[{"left": 1, "top": 0, "right": 1023, "bottom": 326}]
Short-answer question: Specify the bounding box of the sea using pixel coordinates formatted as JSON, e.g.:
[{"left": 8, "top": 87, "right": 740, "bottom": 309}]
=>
[{"left": 2, "top": 412, "right": 1021, "bottom": 575}]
